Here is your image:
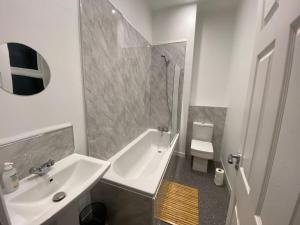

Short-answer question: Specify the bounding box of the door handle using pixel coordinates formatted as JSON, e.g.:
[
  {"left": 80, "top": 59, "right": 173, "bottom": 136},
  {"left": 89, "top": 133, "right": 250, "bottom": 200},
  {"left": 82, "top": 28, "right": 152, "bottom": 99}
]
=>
[{"left": 228, "top": 153, "right": 241, "bottom": 170}]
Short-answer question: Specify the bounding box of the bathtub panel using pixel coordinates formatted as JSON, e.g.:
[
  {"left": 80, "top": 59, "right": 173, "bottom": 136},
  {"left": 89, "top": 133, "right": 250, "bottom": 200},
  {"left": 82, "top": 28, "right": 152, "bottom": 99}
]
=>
[{"left": 91, "top": 131, "right": 180, "bottom": 225}]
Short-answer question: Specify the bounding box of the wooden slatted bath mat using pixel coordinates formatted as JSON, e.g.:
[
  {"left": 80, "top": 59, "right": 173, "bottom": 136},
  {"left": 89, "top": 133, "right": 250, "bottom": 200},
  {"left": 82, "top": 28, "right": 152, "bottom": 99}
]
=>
[{"left": 155, "top": 180, "right": 199, "bottom": 225}]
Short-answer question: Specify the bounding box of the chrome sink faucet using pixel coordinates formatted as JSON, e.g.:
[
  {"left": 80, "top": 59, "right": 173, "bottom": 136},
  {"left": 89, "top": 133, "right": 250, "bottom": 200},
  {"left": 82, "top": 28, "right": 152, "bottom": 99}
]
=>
[{"left": 29, "top": 159, "right": 55, "bottom": 176}]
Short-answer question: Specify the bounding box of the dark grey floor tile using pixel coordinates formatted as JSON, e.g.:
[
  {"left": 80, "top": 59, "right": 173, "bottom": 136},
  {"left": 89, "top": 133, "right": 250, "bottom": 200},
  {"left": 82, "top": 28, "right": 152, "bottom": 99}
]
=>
[{"left": 159, "top": 156, "right": 229, "bottom": 225}]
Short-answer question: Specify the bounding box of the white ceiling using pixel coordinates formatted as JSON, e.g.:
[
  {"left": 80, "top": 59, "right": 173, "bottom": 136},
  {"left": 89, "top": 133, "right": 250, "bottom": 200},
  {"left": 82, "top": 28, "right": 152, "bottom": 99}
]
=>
[
  {"left": 147, "top": 0, "right": 199, "bottom": 11},
  {"left": 147, "top": 0, "right": 238, "bottom": 11}
]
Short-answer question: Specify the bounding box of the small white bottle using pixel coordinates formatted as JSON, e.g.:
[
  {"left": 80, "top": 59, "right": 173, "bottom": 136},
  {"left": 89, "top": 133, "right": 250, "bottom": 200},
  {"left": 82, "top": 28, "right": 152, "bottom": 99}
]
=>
[{"left": 2, "top": 162, "right": 19, "bottom": 193}]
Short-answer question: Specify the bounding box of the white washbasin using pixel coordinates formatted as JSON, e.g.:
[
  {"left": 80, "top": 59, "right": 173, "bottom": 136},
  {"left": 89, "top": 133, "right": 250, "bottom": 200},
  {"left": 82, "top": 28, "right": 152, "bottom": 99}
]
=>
[{"left": 3, "top": 154, "right": 110, "bottom": 225}]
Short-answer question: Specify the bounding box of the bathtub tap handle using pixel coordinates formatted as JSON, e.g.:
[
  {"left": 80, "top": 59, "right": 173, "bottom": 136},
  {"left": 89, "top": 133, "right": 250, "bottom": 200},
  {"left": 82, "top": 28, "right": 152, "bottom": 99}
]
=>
[
  {"left": 158, "top": 126, "right": 169, "bottom": 132},
  {"left": 158, "top": 126, "right": 169, "bottom": 136}
]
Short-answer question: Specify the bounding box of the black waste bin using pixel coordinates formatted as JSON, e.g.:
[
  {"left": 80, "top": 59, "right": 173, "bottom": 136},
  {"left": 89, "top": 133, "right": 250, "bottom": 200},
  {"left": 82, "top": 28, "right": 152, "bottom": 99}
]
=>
[{"left": 79, "top": 202, "right": 107, "bottom": 225}]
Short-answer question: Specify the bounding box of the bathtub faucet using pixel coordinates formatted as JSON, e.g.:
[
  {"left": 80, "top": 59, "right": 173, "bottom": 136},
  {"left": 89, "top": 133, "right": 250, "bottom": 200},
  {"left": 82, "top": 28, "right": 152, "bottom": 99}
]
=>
[{"left": 158, "top": 126, "right": 169, "bottom": 136}]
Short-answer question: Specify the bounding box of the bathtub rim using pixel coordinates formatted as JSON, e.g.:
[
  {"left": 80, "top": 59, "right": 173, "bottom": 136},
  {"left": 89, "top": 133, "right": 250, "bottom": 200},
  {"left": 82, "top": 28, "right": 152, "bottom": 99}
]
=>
[{"left": 102, "top": 129, "right": 179, "bottom": 197}]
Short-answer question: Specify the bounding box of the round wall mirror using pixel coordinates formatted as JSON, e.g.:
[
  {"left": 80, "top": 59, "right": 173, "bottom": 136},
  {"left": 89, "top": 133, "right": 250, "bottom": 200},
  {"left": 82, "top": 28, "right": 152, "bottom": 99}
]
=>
[{"left": 0, "top": 42, "right": 50, "bottom": 96}]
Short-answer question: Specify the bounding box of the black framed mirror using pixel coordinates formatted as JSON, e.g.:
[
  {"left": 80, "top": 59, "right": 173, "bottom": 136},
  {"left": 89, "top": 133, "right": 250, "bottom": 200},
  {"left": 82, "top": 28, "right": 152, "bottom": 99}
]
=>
[{"left": 0, "top": 43, "right": 50, "bottom": 96}]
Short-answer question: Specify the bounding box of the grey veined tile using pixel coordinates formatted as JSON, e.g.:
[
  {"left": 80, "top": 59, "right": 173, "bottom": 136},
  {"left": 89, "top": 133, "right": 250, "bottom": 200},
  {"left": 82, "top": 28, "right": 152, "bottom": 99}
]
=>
[
  {"left": 81, "top": 0, "right": 152, "bottom": 160},
  {"left": 150, "top": 42, "right": 186, "bottom": 132},
  {"left": 81, "top": 0, "right": 187, "bottom": 160},
  {"left": 0, "top": 125, "right": 74, "bottom": 179}
]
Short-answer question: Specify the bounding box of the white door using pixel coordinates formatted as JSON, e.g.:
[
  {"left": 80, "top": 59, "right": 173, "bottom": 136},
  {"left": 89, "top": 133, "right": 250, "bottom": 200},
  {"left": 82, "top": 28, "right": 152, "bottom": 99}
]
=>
[{"left": 229, "top": 0, "right": 300, "bottom": 225}]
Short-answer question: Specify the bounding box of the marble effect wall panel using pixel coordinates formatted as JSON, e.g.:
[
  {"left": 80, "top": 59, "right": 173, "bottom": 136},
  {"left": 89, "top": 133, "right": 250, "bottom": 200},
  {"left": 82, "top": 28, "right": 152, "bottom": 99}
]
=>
[
  {"left": 150, "top": 43, "right": 186, "bottom": 132},
  {"left": 81, "top": 0, "right": 151, "bottom": 159},
  {"left": 186, "top": 106, "right": 227, "bottom": 161},
  {"left": 81, "top": 0, "right": 186, "bottom": 159},
  {"left": 0, "top": 126, "right": 74, "bottom": 179}
]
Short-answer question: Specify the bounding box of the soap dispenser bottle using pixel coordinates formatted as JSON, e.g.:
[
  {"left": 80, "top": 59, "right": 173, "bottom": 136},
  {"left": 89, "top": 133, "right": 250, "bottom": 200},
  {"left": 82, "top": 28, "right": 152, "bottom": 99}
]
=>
[{"left": 2, "top": 162, "right": 19, "bottom": 193}]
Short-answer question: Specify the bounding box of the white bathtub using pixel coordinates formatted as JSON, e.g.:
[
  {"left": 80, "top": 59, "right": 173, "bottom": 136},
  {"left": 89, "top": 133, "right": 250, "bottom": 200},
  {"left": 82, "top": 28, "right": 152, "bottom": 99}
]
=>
[{"left": 102, "top": 129, "right": 179, "bottom": 196}]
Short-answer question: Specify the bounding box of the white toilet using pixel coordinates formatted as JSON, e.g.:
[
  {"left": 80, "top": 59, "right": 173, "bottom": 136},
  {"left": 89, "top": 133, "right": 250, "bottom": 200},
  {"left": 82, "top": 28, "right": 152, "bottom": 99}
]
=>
[{"left": 191, "top": 122, "right": 214, "bottom": 173}]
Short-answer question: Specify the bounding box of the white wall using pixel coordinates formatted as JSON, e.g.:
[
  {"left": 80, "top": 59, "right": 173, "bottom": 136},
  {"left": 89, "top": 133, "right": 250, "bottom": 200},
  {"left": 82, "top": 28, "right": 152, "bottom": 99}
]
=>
[
  {"left": 221, "top": 0, "right": 259, "bottom": 188},
  {"left": 0, "top": 44, "right": 12, "bottom": 92},
  {"left": 109, "top": 0, "right": 152, "bottom": 43},
  {"left": 152, "top": 4, "right": 197, "bottom": 155},
  {"left": 152, "top": 4, "right": 197, "bottom": 45},
  {"left": 0, "top": 0, "right": 87, "bottom": 155},
  {"left": 190, "top": 6, "right": 237, "bottom": 107}
]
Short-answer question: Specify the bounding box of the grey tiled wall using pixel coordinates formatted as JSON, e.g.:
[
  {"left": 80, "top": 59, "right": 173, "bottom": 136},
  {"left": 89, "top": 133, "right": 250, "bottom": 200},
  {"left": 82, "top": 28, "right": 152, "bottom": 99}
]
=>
[
  {"left": 150, "top": 42, "right": 186, "bottom": 132},
  {"left": 81, "top": 0, "right": 151, "bottom": 160},
  {"left": 0, "top": 126, "right": 74, "bottom": 179},
  {"left": 186, "top": 106, "right": 227, "bottom": 161},
  {"left": 80, "top": 0, "right": 186, "bottom": 160}
]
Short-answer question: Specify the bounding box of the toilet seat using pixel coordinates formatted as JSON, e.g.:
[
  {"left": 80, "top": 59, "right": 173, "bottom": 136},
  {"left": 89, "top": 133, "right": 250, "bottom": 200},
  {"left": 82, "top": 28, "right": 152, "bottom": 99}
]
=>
[{"left": 191, "top": 139, "right": 214, "bottom": 160}]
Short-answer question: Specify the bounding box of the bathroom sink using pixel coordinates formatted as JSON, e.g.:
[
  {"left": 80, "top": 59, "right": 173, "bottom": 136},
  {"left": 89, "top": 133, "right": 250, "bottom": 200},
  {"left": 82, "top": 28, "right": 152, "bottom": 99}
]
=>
[{"left": 3, "top": 154, "right": 110, "bottom": 225}]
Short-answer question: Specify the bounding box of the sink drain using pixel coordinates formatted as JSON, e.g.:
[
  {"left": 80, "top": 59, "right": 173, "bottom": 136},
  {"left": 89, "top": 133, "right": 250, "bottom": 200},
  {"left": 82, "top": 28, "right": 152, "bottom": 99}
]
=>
[{"left": 52, "top": 192, "right": 66, "bottom": 202}]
